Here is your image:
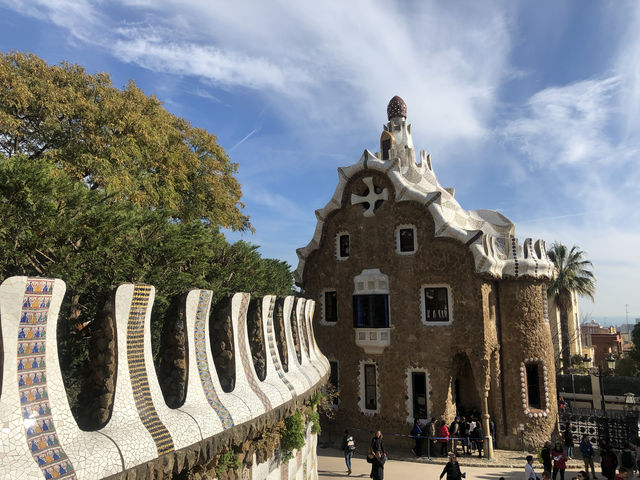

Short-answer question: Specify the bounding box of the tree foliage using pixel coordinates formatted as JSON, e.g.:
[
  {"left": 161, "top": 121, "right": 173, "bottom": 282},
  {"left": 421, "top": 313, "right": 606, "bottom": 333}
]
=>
[
  {"left": 0, "top": 52, "right": 297, "bottom": 410},
  {"left": 0, "top": 51, "right": 249, "bottom": 230},
  {"left": 547, "top": 241, "right": 596, "bottom": 371}
]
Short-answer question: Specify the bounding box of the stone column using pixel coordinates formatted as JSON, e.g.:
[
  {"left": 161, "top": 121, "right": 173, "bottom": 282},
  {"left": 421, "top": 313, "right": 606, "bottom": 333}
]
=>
[{"left": 481, "top": 392, "right": 494, "bottom": 459}]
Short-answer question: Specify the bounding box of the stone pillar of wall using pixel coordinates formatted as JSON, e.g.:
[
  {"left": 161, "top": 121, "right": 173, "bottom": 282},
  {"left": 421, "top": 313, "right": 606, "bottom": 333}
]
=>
[
  {"left": 247, "top": 297, "right": 267, "bottom": 381},
  {"left": 498, "top": 279, "right": 558, "bottom": 450},
  {"left": 78, "top": 291, "right": 117, "bottom": 429},
  {"left": 157, "top": 293, "right": 189, "bottom": 408}
]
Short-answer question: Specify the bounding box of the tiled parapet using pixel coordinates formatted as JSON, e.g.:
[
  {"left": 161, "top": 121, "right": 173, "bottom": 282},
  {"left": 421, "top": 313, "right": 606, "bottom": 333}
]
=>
[
  {"left": 0, "top": 277, "right": 328, "bottom": 479},
  {"left": 261, "top": 295, "right": 297, "bottom": 402},
  {"left": 281, "top": 297, "right": 315, "bottom": 392},
  {"left": 0, "top": 277, "right": 122, "bottom": 479},
  {"left": 302, "top": 300, "right": 330, "bottom": 374},
  {"left": 294, "top": 299, "right": 322, "bottom": 384},
  {"left": 98, "top": 284, "right": 199, "bottom": 468}
]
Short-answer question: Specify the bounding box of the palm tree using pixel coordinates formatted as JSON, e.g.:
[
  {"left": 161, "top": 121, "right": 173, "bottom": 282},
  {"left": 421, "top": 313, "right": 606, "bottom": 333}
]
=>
[{"left": 547, "top": 242, "right": 596, "bottom": 372}]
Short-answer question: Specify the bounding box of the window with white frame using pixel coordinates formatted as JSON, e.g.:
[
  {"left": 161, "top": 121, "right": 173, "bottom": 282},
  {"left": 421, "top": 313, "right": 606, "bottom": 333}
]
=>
[
  {"left": 364, "top": 363, "right": 377, "bottom": 410},
  {"left": 395, "top": 224, "right": 417, "bottom": 255},
  {"left": 321, "top": 290, "right": 338, "bottom": 325},
  {"left": 358, "top": 360, "right": 379, "bottom": 413},
  {"left": 336, "top": 232, "right": 350, "bottom": 260},
  {"left": 420, "top": 285, "right": 453, "bottom": 325},
  {"left": 406, "top": 368, "right": 430, "bottom": 422}
]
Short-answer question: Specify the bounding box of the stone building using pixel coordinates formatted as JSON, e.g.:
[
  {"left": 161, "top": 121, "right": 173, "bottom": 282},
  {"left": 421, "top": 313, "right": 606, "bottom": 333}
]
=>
[
  {"left": 295, "top": 96, "right": 559, "bottom": 451},
  {"left": 548, "top": 289, "right": 583, "bottom": 370}
]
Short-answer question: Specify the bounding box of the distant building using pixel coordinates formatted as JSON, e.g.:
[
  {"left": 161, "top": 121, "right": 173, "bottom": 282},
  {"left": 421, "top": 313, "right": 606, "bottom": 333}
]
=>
[
  {"left": 548, "top": 290, "right": 582, "bottom": 370},
  {"left": 581, "top": 321, "right": 623, "bottom": 371}
]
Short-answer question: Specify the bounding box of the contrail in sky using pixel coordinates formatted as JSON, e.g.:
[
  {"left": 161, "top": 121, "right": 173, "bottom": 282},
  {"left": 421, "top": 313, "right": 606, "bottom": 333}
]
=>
[{"left": 229, "top": 127, "right": 260, "bottom": 152}]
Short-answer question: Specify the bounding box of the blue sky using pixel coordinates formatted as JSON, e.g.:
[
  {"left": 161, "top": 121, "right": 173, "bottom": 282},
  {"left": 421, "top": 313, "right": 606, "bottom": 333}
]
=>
[{"left": 1, "top": 1, "right": 639, "bottom": 321}]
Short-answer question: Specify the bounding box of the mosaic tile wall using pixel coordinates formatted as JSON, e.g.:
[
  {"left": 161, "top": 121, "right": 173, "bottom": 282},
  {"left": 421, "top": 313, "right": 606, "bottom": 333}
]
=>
[{"left": 0, "top": 276, "right": 328, "bottom": 479}]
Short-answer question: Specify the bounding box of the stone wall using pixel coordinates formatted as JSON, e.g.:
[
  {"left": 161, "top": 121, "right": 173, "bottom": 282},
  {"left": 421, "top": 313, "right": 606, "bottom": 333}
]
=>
[{"left": 0, "top": 276, "right": 328, "bottom": 479}]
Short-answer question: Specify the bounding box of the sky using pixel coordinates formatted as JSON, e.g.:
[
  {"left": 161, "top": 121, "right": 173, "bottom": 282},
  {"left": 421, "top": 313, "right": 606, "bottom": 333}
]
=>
[{"left": 0, "top": 1, "right": 639, "bottom": 322}]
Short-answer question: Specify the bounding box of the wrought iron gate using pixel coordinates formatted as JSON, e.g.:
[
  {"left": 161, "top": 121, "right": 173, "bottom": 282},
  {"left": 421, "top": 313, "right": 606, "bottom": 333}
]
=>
[{"left": 559, "top": 408, "right": 639, "bottom": 450}]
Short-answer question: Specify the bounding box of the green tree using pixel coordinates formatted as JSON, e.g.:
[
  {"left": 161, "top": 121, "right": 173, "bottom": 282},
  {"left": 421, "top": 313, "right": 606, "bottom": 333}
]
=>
[
  {"left": 0, "top": 51, "right": 249, "bottom": 230},
  {"left": 547, "top": 241, "right": 596, "bottom": 372}
]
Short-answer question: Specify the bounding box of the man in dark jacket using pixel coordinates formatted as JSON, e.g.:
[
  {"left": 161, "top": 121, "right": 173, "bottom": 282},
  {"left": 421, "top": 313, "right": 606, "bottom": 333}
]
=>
[
  {"left": 541, "top": 441, "right": 553, "bottom": 475},
  {"left": 440, "top": 453, "right": 465, "bottom": 480},
  {"left": 367, "top": 450, "right": 386, "bottom": 480}
]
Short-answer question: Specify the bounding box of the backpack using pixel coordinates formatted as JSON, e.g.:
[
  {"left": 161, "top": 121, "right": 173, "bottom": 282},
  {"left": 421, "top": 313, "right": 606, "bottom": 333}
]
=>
[{"left": 346, "top": 436, "right": 356, "bottom": 452}]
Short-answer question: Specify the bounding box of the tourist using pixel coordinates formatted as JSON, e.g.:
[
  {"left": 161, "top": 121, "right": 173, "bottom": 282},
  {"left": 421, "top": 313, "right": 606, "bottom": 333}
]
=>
[
  {"left": 428, "top": 417, "right": 437, "bottom": 457},
  {"left": 439, "top": 453, "right": 466, "bottom": 480},
  {"left": 600, "top": 443, "right": 618, "bottom": 480},
  {"left": 540, "top": 441, "right": 553, "bottom": 476},
  {"left": 552, "top": 441, "right": 568, "bottom": 480},
  {"left": 450, "top": 417, "right": 460, "bottom": 455},
  {"left": 558, "top": 396, "right": 568, "bottom": 412},
  {"left": 411, "top": 418, "right": 423, "bottom": 457},
  {"left": 525, "top": 455, "right": 537, "bottom": 480},
  {"left": 371, "top": 430, "right": 385, "bottom": 455},
  {"left": 439, "top": 419, "right": 450, "bottom": 457},
  {"left": 620, "top": 443, "right": 634, "bottom": 473},
  {"left": 471, "top": 420, "right": 484, "bottom": 458},
  {"left": 341, "top": 429, "right": 355, "bottom": 475},
  {"left": 366, "top": 448, "right": 386, "bottom": 480},
  {"left": 461, "top": 416, "right": 470, "bottom": 455},
  {"left": 564, "top": 422, "right": 574, "bottom": 458},
  {"left": 579, "top": 435, "right": 596, "bottom": 479}
]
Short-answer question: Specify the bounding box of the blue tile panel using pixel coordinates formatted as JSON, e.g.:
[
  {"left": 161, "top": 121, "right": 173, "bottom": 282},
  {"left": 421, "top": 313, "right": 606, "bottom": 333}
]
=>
[
  {"left": 19, "top": 278, "right": 77, "bottom": 480},
  {"left": 126, "top": 284, "right": 175, "bottom": 455},
  {"left": 194, "top": 290, "right": 234, "bottom": 429}
]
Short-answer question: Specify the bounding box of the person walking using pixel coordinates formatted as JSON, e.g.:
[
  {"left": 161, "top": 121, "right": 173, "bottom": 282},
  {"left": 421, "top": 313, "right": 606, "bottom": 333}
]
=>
[
  {"left": 366, "top": 449, "right": 387, "bottom": 480},
  {"left": 552, "top": 441, "right": 568, "bottom": 480},
  {"left": 620, "top": 443, "right": 634, "bottom": 473},
  {"left": 438, "top": 420, "right": 450, "bottom": 457},
  {"left": 579, "top": 435, "right": 597, "bottom": 479},
  {"left": 526, "top": 455, "right": 538, "bottom": 480},
  {"left": 341, "top": 429, "right": 355, "bottom": 476},
  {"left": 564, "top": 423, "right": 574, "bottom": 458},
  {"left": 440, "top": 453, "right": 465, "bottom": 480}
]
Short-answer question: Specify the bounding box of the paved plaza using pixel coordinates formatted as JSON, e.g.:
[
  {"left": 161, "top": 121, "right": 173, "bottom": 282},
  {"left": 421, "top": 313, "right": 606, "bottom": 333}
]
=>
[{"left": 317, "top": 448, "right": 589, "bottom": 480}]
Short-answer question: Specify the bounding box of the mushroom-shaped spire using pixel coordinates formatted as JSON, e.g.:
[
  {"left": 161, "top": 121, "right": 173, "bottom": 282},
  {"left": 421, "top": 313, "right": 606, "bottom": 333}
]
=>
[{"left": 387, "top": 95, "right": 407, "bottom": 120}]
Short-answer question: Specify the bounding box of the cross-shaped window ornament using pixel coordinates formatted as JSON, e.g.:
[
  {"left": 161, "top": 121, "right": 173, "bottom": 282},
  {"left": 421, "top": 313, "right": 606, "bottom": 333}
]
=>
[{"left": 350, "top": 177, "right": 388, "bottom": 217}]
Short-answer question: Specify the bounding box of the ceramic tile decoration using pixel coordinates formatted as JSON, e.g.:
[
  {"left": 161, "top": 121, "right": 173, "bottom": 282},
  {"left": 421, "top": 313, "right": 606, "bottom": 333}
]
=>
[
  {"left": 17, "top": 278, "right": 77, "bottom": 480},
  {"left": 286, "top": 299, "right": 314, "bottom": 389},
  {"left": 293, "top": 299, "right": 322, "bottom": 384},
  {"left": 301, "top": 300, "right": 329, "bottom": 380},
  {"left": 0, "top": 277, "right": 123, "bottom": 480},
  {"left": 261, "top": 296, "right": 297, "bottom": 401},
  {"left": 226, "top": 293, "right": 267, "bottom": 417},
  {"left": 1, "top": 277, "right": 326, "bottom": 479},
  {"left": 279, "top": 297, "right": 313, "bottom": 393},
  {"left": 175, "top": 289, "right": 225, "bottom": 439},
  {"left": 126, "top": 285, "right": 175, "bottom": 455}
]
